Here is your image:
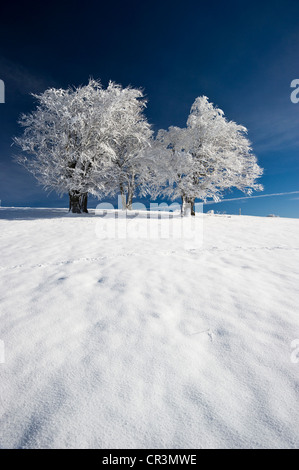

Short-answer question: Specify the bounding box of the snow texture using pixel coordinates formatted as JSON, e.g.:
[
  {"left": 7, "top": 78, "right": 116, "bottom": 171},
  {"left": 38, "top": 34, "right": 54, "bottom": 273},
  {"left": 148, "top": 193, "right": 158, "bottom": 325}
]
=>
[{"left": 0, "top": 207, "right": 298, "bottom": 449}]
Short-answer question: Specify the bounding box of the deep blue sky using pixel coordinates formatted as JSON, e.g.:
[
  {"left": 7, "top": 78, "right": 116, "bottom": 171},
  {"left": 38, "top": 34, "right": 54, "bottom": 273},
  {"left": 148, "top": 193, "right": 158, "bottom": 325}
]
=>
[{"left": 1, "top": 0, "right": 299, "bottom": 217}]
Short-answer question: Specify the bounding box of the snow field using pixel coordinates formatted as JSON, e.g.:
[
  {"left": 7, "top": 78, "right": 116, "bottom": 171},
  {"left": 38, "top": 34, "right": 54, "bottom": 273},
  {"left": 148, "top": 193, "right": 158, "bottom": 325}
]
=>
[{"left": 0, "top": 208, "right": 298, "bottom": 448}]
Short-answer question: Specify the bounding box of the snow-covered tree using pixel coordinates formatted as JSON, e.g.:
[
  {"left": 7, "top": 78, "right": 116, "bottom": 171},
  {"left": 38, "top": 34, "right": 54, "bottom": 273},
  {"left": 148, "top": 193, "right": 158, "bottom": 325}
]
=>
[
  {"left": 14, "top": 79, "right": 153, "bottom": 213},
  {"left": 100, "top": 82, "right": 154, "bottom": 209},
  {"left": 155, "top": 96, "right": 263, "bottom": 215},
  {"left": 14, "top": 80, "right": 110, "bottom": 212}
]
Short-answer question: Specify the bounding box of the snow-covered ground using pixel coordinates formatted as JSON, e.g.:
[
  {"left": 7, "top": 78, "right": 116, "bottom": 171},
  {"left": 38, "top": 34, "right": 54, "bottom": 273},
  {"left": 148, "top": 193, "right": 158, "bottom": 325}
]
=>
[{"left": 0, "top": 207, "right": 298, "bottom": 449}]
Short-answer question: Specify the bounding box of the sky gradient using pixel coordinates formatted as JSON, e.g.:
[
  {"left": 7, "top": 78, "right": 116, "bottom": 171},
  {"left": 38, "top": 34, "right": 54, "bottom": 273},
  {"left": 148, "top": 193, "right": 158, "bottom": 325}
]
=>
[{"left": 0, "top": 0, "right": 299, "bottom": 217}]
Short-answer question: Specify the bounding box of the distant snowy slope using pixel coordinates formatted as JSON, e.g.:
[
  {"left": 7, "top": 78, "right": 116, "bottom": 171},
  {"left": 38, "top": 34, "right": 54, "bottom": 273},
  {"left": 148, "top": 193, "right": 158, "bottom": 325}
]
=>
[{"left": 0, "top": 208, "right": 298, "bottom": 449}]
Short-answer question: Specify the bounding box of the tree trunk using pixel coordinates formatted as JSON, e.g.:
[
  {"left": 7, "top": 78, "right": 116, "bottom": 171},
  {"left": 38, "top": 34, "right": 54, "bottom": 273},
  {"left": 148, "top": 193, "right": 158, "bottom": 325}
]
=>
[
  {"left": 181, "top": 196, "right": 195, "bottom": 216},
  {"left": 188, "top": 197, "right": 195, "bottom": 216},
  {"left": 120, "top": 182, "right": 134, "bottom": 210},
  {"left": 181, "top": 195, "right": 186, "bottom": 217},
  {"left": 80, "top": 193, "right": 88, "bottom": 213},
  {"left": 120, "top": 184, "right": 127, "bottom": 210},
  {"left": 69, "top": 191, "right": 88, "bottom": 214},
  {"left": 126, "top": 185, "right": 134, "bottom": 210},
  {"left": 181, "top": 195, "right": 191, "bottom": 217},
  {"left": 126, "top": 173, "right": 135, "bottom": 210}
]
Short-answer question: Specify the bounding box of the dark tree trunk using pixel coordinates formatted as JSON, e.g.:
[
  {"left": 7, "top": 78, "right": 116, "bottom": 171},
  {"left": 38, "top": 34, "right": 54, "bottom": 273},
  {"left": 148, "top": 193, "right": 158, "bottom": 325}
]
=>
[
  {"left": 69, "top": 191, "right": 88, "bottom": 213},
  {"left": 80, "top": 193, "right": 88, "bottom": 213},
  {"left": 188, "top": 198, "right": 195, "bottom": 216},
  {"left": 69, "top": 191, "right": 81, "bottom": 213},
  {"left": 181, "top": 195, "right": 196, "bottom": 216}
]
